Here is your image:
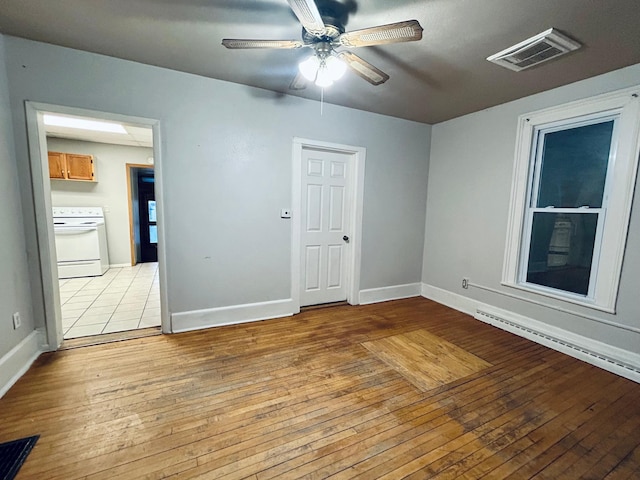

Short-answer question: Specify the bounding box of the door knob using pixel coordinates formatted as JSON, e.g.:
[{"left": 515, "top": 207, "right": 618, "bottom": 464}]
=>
[{"left": 343, "top": 235, "right": 350, "bottom": 242}]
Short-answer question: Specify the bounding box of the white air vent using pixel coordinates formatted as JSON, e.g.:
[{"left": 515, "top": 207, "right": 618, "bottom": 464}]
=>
[{"left": 487, "top": 28, "right": 581, "bottom": 72}]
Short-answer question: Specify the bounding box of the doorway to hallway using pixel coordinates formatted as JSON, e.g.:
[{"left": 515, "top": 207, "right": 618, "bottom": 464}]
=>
[
  {"left": 127, "top": 165, "right": 157, "bottom": 265},
  {"left": 138, "top": 171, "right": 157, "bottom": 263}
]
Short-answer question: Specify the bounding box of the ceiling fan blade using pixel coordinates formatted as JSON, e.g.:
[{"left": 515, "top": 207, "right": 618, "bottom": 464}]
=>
[
  {"left": 337, "top": 51, "right": 389, "bottom": 86},
  {"left": 286, "top": 0, "right": 327, "bottom": 37},
  {"left": 338, "top": 20, "right": 423, "bottom": 47},
  {"left": 222, "top": 39, "right": 303, "bottom": 49},
  {"left": 289, "top": 72, "right": 307, "bottom": 90}
]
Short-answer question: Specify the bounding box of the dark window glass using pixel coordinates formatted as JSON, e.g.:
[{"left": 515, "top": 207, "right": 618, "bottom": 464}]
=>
[
  {"left": 536, "top": 121, "right": 614, "bottom": 208},
  {"left": 526, "top": 212, "right": 598, "bottom": 295}
]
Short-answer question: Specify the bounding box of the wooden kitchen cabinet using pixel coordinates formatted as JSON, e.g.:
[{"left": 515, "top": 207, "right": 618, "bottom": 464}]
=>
[{"left": 48, "top": 151, "right": 95, "bottom": 181}]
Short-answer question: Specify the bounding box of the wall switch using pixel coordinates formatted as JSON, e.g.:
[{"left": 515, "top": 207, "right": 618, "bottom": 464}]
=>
[
  {"left": 280, "top": 208, "right": 292, "bottom": 219},
  {"left": 12, "top": 312, "right": 21, "bottom": 329}
]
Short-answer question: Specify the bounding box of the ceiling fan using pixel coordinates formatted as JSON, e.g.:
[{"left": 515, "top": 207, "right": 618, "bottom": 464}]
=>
[{"left": 222, "top": 0, "right": 423, "bottom": 89}]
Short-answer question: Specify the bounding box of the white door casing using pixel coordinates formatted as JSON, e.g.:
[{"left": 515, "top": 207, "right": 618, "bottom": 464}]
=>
[
  {"left": 291, "top": 138, "right": 366, "bottom": 310},
  {"left": 25, "top": 102, "right": 169, "bottom": 350}
]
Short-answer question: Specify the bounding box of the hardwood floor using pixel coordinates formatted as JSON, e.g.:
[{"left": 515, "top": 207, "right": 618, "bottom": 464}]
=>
[
  {"left": 1, "top": 297, "right": 639, "bottom": 479},
  {"left": 362, "top": 329, "right": 492, "bottom": 391}
]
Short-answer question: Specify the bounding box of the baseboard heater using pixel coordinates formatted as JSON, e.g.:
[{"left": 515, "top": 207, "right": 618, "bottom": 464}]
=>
[{"left": 475, "top": 308, "right": 640, "bottom": 380}]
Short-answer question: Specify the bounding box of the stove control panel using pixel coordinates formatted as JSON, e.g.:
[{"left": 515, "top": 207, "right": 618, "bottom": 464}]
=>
[{"left": 52, "top": 207, "right": 105, "bottom": 218}]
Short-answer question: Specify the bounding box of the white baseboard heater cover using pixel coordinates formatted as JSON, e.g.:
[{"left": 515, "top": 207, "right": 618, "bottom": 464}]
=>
[{"left": 475, "top": 308, "right": 640, "bottom": 382}]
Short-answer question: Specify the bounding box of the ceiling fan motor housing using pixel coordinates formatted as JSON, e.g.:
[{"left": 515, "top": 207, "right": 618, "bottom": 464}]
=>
[
  {"left": 302, "top": 16, "right": 343, "bottom": 45},
  {"left": 313, "top": 41, "right": 333, "bottom": 60}
]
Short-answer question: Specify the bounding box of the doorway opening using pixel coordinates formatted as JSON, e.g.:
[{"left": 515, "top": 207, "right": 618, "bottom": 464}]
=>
[
  {"left": 127, "top": 165, "right": 157, "bottom": 265},
  {"left": 25, "top": 103, "right": 167, "bottom": 349}
]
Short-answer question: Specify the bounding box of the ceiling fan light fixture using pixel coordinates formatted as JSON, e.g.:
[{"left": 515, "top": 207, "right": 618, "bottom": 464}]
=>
[
  {"left": 299, "top": 51, "right": 346, "bottom": 87},
  {"left": 299, "top": 55, "right": 320, "bottom": 81},
  {"left": 315, "top": 64, "right": 334, "bottom": 87},
  {"left": 326, "top": 55, "right": 347, "bottom": 81}
]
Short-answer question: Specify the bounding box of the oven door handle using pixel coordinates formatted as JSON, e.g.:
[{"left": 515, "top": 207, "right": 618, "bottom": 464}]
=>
[{"left": 54, "top": 227, "right": 98, "bottom": 235}]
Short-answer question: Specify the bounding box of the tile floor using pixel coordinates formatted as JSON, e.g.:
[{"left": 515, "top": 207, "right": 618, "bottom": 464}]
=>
[{"left": 60, "top": 262, "right": 160, "bottom": 339}]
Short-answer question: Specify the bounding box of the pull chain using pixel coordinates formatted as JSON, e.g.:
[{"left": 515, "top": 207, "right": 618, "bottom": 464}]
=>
[{"left": 320, "top": 87, "right": 324, "bottom": 116}]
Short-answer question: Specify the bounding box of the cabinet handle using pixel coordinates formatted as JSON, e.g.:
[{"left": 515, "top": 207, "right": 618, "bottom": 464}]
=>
[
  {"left": 61, "top": 170, "right": 64, "bottom": 176},
  {"left": 67, "top": 171, "right": 71, "bottom": 175}
]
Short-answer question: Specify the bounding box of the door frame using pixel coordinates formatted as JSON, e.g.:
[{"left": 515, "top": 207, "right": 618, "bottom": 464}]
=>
[
  {"left": 25, "top": 101, "right": 170, "bottom": 350},
  {"left": 291, "top": 137, "right": 366, "bottom": 312}
]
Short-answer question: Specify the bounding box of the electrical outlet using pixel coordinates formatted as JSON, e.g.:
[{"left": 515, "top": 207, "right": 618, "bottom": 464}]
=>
[
  {"left": 462, "top": 278, "right": 469, "bottom": 289},
  {"left": 12, "top": 312, "right": 21, "bottom": 329}
]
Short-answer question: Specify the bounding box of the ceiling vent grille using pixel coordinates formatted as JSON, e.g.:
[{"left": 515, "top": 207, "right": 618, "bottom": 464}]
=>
[{"left": 487, "top": 28, "right": 581, "bottom": 72}]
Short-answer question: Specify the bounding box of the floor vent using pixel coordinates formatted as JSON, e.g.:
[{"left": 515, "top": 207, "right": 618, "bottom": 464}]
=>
[
  {"left": 476, "top": 309, "right": 640, "bottom": 376},
  {"left": 487, "top": 28, "right": 581, "bottom": 72}
]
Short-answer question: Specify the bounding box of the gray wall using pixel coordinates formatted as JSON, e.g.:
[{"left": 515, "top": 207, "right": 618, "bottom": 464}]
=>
[
  {"left": 0, "top": 36, "right": 34, "bottom": 358},
  {"left": 423, "top": 63, "right": 640, "bottom": 354},
  {"left": 48, "top": 138, "right": 153, "bottom": 266},
  {"left": 3, "top": 36, "right": 430, "bottom": 329}
]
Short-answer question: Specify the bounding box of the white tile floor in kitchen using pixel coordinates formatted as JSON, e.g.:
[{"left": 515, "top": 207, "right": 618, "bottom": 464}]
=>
[{"left": 60, "top": 262, "right": 160, "bottom": 339}]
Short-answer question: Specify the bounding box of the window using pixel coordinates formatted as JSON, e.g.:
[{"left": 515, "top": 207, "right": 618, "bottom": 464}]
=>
[
  {"left": 148, "top": 200, "right": 157, "bottom": 244},
  {"left": 503, "top": 87, "right": 640, "bottom": 312}
]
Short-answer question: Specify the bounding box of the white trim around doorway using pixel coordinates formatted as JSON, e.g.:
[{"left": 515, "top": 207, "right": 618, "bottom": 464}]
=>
[
  {"left": 24, "top": 102, "right": 171, "bottom": 350},
  {"left": 290, "top": 137, "right": 366, "bottom": 313}
]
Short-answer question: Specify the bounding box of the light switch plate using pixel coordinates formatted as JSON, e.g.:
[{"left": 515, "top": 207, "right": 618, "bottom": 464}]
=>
[{"left": 280, "top": 208, "right": 292, "bottom": 219}]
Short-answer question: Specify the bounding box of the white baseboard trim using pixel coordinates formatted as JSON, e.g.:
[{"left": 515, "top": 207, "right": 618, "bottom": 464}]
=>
[
  {"left": 421, "top": 283, "right": 477, "bottom": 316},
  {"left": 0, "top": 331, "right": 43, "bottom": 398},
  {"left": 421, "top": 283, "right": 640, "bottom": 384},
  {"left": 171, "top": 298, "right": 295, "bottom": 333},
  {"left": 359, "top": 283, "right": 421, "bottom": 305}
]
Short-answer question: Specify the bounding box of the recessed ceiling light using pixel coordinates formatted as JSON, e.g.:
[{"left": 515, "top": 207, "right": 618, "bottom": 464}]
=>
[{"left": 43, "top": 114, "right": 127, "bottom": 134}]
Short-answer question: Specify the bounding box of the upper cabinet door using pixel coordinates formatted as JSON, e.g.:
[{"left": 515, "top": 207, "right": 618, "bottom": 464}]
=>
[
  {"left": 48, "top": 151, "right": 66, "bottom": 179},
  {"left": 65, "top": 154, "right": 94, "bottom": 181}
]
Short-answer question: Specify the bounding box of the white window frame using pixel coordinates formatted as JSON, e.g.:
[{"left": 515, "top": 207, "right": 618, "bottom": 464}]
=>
[{"left": 502, "top": 86, "right": 640, "bottom": 313}]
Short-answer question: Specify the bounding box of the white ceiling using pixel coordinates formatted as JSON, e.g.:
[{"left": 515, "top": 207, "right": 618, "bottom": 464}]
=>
[
  {"left": 1, "top": 0, "right": 639, "bottom": 124},
  {"left": 45, "top": 114, "right": 153, "bottom": 148}
]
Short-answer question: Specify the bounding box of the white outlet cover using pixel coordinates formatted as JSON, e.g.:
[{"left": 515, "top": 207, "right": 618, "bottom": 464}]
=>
[
  {"left": 280, "top": 208, "right": 292, "bottom": 219},
  {"left": 12, "top": 312, "right": 21, "bottom": 329}
]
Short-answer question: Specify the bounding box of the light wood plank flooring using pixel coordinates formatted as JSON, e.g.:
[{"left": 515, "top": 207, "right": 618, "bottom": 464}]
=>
[
  {"left": 362, "top": 329, "right": 492, "bottom": 391},
  {"left": 1, "top": 297, "right": 639, "bottom": 479}
]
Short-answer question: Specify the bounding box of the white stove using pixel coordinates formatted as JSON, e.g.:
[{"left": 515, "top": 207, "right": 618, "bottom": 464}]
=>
[{"left": 52, "top": 207, "right": 110, "bottom": 279}]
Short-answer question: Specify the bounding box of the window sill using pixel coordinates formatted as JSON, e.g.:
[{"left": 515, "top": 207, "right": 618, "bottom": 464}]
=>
[{"left": 500, "top": 281, "right": 616, "bottom": 314}]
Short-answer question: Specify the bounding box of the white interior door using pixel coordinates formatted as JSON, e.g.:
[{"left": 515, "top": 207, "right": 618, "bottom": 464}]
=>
[{"left": 300, "top": 147, "right": 351, "bottom": 306}]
